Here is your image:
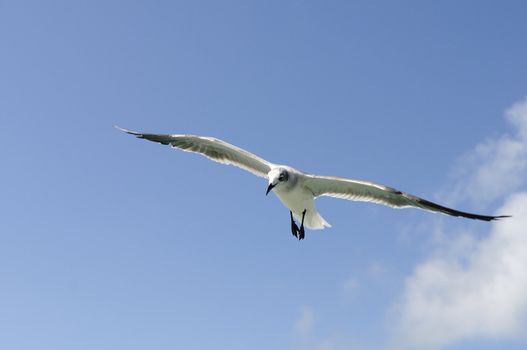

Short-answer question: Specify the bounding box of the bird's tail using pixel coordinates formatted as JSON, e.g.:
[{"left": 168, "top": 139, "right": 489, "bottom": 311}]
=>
[{"left": 297, "top": 210, "right": 331, "bottom": 230}]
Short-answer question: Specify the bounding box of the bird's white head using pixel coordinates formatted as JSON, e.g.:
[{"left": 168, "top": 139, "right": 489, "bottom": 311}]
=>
[{"left": 266, "top": 167, "right": 293, "bottom": 195}]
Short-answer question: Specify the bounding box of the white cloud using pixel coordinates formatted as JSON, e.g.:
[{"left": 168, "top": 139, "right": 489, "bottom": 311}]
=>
[
  {"left": 507, "top": 96, "right": 527, "bottom": 139},
  {"left": 294, "top": 305, "right": 315, "bottom": 335},
  {"left": 393, "top": 194, "right": 527, "bottom": 349},
  {"left": 444, "top": 96, "right": 527, "bottom": 207},
  {"left": 291, "top": 305, "right": 319, "bottom": 350},
  {"left": 312, "top": 334, "right": 365, "bottom": 350},
  {"left": 291, "top": 304, "right": 368, "bottom": 350},
  {"left": 393, "top": 96, "right": 527, "bottom": 349},
  {"left": 367, "top": 260, "right": 388, "bottom": 282},
  {"left": 340, "top": 277, "right": 359, "bottom": 304}
]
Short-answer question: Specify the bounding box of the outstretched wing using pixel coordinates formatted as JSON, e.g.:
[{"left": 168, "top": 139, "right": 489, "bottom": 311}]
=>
[
  {"left": 116, "top": 126, "right": 273, "bottom": 178},
  {"left": 303, "top": 174, "right": 509, "bottom": 221}
]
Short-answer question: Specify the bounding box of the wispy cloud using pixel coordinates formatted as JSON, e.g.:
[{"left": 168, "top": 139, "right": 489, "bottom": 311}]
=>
[
  {"left": 393, "top": 194, "right": 527, "bottom": 349},
  {"left": 444, "top": 96, "right": 527, "bottom": 207},
  {"left": 290, "top": 303, "right": 370, "bottom": 350},
  {"left": 294, "top": 305, "right": 315, "bottom": 335},
  {"left": 339, "top": 277, "right": 359, "bottom": 305},
  {"left": 393, "top": 97, "right": 527, "bottom": 349}
]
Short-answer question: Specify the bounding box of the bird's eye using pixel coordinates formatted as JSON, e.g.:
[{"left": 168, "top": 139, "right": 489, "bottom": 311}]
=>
[{"left": 279, "top": 172, "right": 288, "bottom": 181}]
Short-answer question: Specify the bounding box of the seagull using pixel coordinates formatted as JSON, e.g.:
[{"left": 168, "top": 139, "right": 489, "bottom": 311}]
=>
[{"left": 116, "top": 126, "right": 510, "bottom": 240}]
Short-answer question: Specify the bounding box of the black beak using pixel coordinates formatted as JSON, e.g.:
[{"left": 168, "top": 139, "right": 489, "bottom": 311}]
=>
[{"left": 266, "top": 183, "right": 276, "bottom": 195}]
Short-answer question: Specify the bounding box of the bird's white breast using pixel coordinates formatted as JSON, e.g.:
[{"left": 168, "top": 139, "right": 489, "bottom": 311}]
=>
[{"left": 274, "top": 185, "right": 315, "bottom": 215}]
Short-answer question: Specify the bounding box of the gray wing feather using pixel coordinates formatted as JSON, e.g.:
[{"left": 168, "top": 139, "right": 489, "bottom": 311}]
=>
[
  {"left": 303, "top": 175, "right": 509, "bottom": 221},
  {"left": 116, "top": 126, "right": 272, "bottom": 178}
]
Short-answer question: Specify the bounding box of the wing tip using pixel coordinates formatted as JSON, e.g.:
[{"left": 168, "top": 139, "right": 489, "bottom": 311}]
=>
[
  {"left": 466, "top": 214, "right": 512, "bottom": 222},
  {"left": 490, "top": 215, "right": 512, "bottom": 221},
  {"left": 114, "top": 125, "right": 144, "bottom": 138}
]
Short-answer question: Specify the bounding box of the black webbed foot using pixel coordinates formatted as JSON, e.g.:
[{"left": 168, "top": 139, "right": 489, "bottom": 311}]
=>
[
  {"left": 290, "top": 210, "right": 307, "bottom": 240},
  {"left": 298, "top": 209, "right": 307, "bottom": 240},
  {"left": 290, "top": 211, "right": 299, "bottom": 238},
  {"left": 298, "top": 226, "right": 305, "bottom": 240}
]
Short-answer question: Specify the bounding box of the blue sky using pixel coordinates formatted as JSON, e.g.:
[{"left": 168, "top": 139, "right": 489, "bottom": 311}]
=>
[{"left": 1, "top": 1, "right": 527, "bottom": 349}]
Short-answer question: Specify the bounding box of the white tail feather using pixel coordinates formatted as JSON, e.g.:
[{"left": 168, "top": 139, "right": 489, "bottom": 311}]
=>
[{"left": 294, "top": 210, "right": 331, "bottom": 230}]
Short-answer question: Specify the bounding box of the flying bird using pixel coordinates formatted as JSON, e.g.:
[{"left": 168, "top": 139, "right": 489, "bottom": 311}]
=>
[{"left": 116, "top": 126, "right": 510, "bottom": 240}]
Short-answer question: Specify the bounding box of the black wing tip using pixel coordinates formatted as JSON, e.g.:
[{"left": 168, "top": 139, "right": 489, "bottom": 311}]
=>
[
  {"left": 489, "top": 215, "right": 512, "bottom": 221},
  {"left": 114, "top": 125, "right": 145, "bottom": 138},
  {"left": 461, "top": 214, "right": 511, "bottom": 222},
  {"left": 413, "top": 196, "right": 512, "bottom": 222},
  {"left": 115, "top": 125, "right": 174, "bottom": 146}
]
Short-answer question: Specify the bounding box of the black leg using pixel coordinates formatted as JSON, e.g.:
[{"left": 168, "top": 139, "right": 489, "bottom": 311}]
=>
[
  {"left": 298, "top": 209, "right": 307, "bottom": 240},
  {"left": 290, "top": 211, "right": 299, "bottom": 238}
]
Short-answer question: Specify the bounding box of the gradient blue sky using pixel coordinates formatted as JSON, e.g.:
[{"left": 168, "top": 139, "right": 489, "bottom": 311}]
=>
[{"left": 2, "top": 1, "right": 527, "bottom": 349}]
